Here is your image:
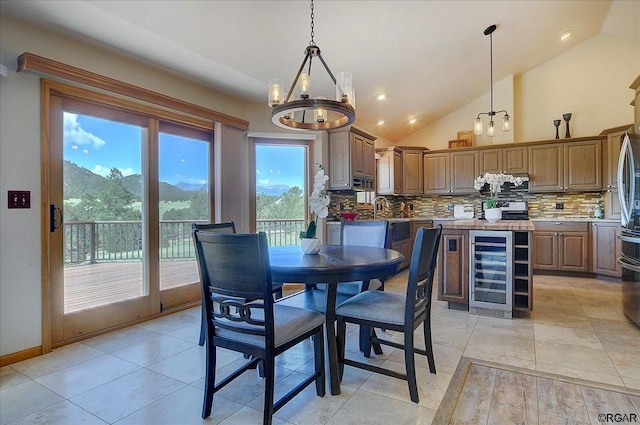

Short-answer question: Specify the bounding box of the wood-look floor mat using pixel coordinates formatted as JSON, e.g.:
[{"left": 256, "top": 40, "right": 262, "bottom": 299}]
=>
[{"left": 432, "top": 357, "right": 640, "bottom": 425}]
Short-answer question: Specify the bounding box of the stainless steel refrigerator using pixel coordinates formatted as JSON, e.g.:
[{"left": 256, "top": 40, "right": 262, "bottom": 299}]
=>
[{"left": 617, "top": 123, "right": 640, "bottom": 327}]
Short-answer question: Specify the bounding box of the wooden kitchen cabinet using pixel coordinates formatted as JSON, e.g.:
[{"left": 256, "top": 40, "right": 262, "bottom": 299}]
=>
[
  {"left": 479, "top": 148, "right": 502, "bottom": 174},
  {"left": 529, "top": 139, "right": 602, "bottom": 192},
  {"left": 451, "top": 151, "right": 479, "bottom": 193},
  {"left": 392, "top": 238, "right": 413, "bottom": 270},
  {"left": 423, "top": 153, "right": 451, "bottom": 194},
  {"left": 376, "top": 146, "right": 425, "bottom": 195},
  {"left": 329, "top": 127, "right": 376, "bottom": 190},
  {"left": 590, "top": 221, "right": 622, "bottom": 277},
  {"left": 402, "top": 147, "right": 425, "bottom": 195},
  {"left": 437, "top": 228, "right": 469, "bottom": 306},
  {"left": 376, "top": 147, "right": 402, "bottom": 195},
  {"left": 533, "top": 221, "right": 589, "bottom": 272},
  {"left": 602, "top": 125, "right": 629, "bottom": 191},
  {"left": 424, "top": 151, "right": 478, "bottom": 194},
  {"left": 479, "top": 146, "right": 528, "bottom": 175}
]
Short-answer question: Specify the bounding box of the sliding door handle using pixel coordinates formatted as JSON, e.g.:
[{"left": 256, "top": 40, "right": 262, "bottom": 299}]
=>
[{"left": 50, "top": 204, "right": 62, "bottom": 233}]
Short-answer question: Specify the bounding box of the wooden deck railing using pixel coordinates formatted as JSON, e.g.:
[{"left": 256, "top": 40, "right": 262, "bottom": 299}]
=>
[{"left": 64, "top": 219, "right": 306, "bottom": 265}]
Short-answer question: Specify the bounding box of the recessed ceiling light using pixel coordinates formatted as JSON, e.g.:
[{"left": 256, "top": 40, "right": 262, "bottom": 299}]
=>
[
  {"left": 560, "top": 30, "right": 572, "bottom": 41},
  {"left": 409, "top": 118, "right": 417, "bottom": 124},
  {"left": 377, "top": 94, "right": 386, "bottom": 101},
  {"left": 377, "top": 120, "right": 385, "bottom": 126}
]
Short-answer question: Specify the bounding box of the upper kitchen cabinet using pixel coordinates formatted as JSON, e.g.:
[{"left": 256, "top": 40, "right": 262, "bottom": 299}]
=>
[
  {"left": 424, "top": 151, "right": 478, "bottom": 194},
  {"left": 423, "top": 153, "right": 450, "bottom": 194},
  {"left": 601, "top": 125, "right": 631, "bottom": 191},
  {"left": 479, "top": 146, "right": 528, "bottom": 175},
  {"left": 377, "top": 147, "right": 402, "bottom": 195},
  {"left": 402, "top": 147, "right": 425, "bottom": 194},
  {"left": 329, "top": 127, "right": 376, "bottom": 191},
  {"left": 451, "top": 151, "right": 480, "bottom": 193},
  {"left": 529, "top": 138, "right": 602, "bottom": 192},
  {"left": 376, "top": 146, "right": 425, "bottom": 195},
  {"left": 423, "top": 150, "right": 480, "bottom": 195}
]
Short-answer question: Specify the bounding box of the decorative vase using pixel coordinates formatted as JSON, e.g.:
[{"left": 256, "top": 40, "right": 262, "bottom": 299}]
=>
[
  {"left": 553, "top": 119, "right": 561, "bottom": 139},
  {"left": 563, "top": 113, "right": 572, "bottom": 138},
  {"left": 484, "top": 207, "right": 502, "bottom": 223},
  {"left": 300, "top": 238, "right": 321, "bottom": 254}
]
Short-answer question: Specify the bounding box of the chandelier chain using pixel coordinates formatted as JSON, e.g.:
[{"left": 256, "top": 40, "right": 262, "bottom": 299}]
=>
[{"left": 309, "top": 0, "right": 315, "bottom": 45}]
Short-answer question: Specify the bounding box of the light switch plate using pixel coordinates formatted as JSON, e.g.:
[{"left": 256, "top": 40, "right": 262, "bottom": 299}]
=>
[{"left": 8, "top": 191, "right": 30, "bottom": 209}]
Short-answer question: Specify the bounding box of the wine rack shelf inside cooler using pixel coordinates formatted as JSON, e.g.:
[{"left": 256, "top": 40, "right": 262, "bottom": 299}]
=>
[{"left": 469, "top": 230, "right": 513, "bottom": 318}]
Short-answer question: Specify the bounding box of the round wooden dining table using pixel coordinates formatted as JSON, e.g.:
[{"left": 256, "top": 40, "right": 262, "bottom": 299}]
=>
[{"left": 269, "top": 244, "right": 404, "bottom": 395}]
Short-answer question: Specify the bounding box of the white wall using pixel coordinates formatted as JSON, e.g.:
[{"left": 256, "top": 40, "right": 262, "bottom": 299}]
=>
[
  {"left": 0, "top": 16, "right": 297, "bottom": 357},
  {"left": 516, "top": 33, "right": 638, "bottom": 141},
  {"left": 398, "top": 76, "right": 515, "bottom": 149},
  {"left": 387, "top": 33, "right": 639, "bottom": 150}
]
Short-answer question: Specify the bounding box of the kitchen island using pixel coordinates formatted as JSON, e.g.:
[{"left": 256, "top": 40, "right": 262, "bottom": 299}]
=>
[{"left": 434, "top": 219, "right": 535, "bottom": 317}]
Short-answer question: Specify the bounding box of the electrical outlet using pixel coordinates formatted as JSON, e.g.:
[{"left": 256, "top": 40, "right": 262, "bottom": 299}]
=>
[
  {"left": 555, "top": 202, "right": 564, "bottom": 210},
  {"left": 448, "top": 204, "right": 454, "bottom": 211}
]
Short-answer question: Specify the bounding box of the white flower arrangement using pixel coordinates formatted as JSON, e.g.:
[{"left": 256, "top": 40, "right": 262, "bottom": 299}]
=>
[
  {"left": 300, "top": 164, "right": 330, "bottom": 239},
  {"left": 473, "top": 172, "right": 523, "bottom": 209}
]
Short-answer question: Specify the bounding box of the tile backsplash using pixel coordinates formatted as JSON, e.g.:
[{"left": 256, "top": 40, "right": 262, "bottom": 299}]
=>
[{"left": 328, "top": 190, "right": 606, "bottom": 219}]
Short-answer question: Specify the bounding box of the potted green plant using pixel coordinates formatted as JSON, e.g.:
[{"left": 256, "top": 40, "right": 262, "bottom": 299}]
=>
[
  {"left": 300, "top": 164, "right": 330, "bottom": 254},
  {"left": 474, "top": 172, "right": 523, "bottom": 223}
]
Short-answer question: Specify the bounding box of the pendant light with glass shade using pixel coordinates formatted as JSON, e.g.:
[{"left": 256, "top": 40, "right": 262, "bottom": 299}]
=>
[
  {"left": 474, "top": 24, "right": 511, "bottom": 137},
  {"left": 268, "top": 0, "right": 355, "bottom": 131}
]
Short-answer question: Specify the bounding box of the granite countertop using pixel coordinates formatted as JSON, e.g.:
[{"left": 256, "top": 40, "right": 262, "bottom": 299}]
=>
[{"left": 530, "top": 217, "right": 620, "bottom": 223}]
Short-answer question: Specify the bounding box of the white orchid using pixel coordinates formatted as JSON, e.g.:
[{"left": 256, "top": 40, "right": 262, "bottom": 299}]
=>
[
  {"left": 301, "top": 165, "right": 330, "bottom": 239},
  {"left": 474, "top": 172, "right": 523, "bottom": 208}
]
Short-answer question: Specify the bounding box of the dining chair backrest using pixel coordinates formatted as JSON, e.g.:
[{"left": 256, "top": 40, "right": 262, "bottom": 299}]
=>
[
  {"left": 404, "top": 225, "right": 442, "bottom": 325},
  {"left": 341, "top": 220, "right": 389, "bottom": 249},
  {"left": 193, "top": 230, "right": 275, "bottom": 342},
  {"left": 192, "top": 221, "right": 236, "bottom": 234}
]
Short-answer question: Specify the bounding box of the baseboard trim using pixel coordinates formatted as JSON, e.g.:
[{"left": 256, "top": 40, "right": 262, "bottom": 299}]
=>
[{"left": 0, "top": 345, "right": 43, "bottom": 367}]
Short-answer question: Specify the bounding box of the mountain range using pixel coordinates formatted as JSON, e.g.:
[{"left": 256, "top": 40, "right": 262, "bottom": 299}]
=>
[{"left": 63, "top": 161, "right": 292, "bottom": 200}]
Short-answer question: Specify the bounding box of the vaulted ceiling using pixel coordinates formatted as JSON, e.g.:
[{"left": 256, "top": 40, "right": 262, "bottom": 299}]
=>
[{"left": 2, "top": 0, "right": 638, "bottom": 142}]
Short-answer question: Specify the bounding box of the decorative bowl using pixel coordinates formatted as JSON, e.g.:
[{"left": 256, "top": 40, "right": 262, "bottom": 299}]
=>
[{"left": 340, "top": 211, "right": 359, "bottom": 221}]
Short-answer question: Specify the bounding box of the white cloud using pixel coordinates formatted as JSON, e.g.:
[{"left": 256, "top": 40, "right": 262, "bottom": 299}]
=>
[
  {"left": 92, "top": 164, "right": 135, "bottom": 177},
  {"left": 258, "top": 179, "right": 270, "bottom": 185},
  {"left": 64, "top": 113, "right": 106, "bottom": 149}
]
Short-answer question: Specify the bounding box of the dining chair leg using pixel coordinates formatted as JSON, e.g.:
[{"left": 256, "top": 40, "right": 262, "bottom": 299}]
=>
[
  {"left": 336, "top": 317, "right": 346, "bottom": 381},
  {"left": 198, "top": 309, "right": 206, "bottom": 346},
  {"left": 262, "top": 355, "right": 276, "bottom": 425},
  {"left": 368, "top": 329, "right": 384, "bottom": 355},
  {"left": 404, "top": 329, "right": 419, "bottom": 403},
  {"left": 201, "top": 342, "right": 216, "bottom": 418},
  {"left": 423, "top": 316, "right": 436, "bottom": 374},
  {"left": 313, "top": 329, "right": 326, "bottom": 396},
  {"left": 359, "top": 325, "right": 370, "bottom": 357}
]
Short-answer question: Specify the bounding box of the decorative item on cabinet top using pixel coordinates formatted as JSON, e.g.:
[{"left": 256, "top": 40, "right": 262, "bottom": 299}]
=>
[{"left": 449, "top": 130, "right": 474, "bottom": 148}]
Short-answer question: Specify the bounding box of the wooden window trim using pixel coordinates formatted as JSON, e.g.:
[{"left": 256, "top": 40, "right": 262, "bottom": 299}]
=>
[{"left": 18, "top": 52, "right": 248, "bottom": 131}]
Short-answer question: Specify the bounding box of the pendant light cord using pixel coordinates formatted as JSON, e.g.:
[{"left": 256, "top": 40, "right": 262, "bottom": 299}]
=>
[
  {"left": 489, "top": 31, "right": 494, "bottom": 116},
  {"left": 309, "top": 0, "right": 315, "bottom": 45}
]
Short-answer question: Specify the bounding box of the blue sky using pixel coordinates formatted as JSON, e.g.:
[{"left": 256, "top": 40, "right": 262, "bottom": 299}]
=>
[
  {"left": 255, "top": 145, "right": 305, "bottom": 188},
  {"left": 63, "top": 112, "right": 305, "bottom": 188}
]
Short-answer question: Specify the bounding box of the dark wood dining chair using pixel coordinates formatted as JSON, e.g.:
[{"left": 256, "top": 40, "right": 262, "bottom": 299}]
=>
[
  {"left": 317, "top": 220, "right": 390, "bottom": 294},
  {"left": 335, "top": 225, "right": 442, "bottom": 403},
  {"left": 192, "top": 222, "right": 283, "bottom": 346},
  {"left": 280, "top": 220, "right": 391, "bottom": 355},
  {"left": 192, "top": 230, "right": 325, "bottom": 424}
]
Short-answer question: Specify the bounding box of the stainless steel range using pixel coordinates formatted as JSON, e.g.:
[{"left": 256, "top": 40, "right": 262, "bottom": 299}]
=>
[{"left": 480, "top": 201, "right": 529, "bottom": 220}]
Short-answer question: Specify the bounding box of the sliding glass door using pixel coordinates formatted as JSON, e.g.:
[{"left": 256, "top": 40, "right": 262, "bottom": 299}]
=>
[{"left": 47, "top": 84, "right": 213, "bottom": 346}]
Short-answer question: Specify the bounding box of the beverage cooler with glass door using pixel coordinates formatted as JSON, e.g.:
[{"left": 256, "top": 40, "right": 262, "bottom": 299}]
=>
[{"left": 469, "top": 230, "right": 513, "bottom": 319}]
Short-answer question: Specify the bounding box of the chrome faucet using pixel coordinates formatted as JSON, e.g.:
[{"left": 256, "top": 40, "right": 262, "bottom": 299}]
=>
[{"left": 373, "top": 196, "right": 390, "bottom": 220}]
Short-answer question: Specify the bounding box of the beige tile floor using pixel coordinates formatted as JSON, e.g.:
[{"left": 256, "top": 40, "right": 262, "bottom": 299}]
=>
[{"left": 1, "top": 273, "right": 639, "bottom": 424}]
